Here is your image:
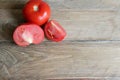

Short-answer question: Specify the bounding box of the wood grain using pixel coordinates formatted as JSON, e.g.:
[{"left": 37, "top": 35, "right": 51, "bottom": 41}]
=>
[
  {"left": 1, "top": 0, "right": 120, "bottom": 41},
  {"left": 0, "top": 0, "right": 120, "bottom": 80},
  {"left": 0, "top": 42, "right": 120, "bottom": 80},
  {"left": 0, "top": 0, "right": 120, "bottom": 11},
  {"left": 0, "top": 9, "right": 120, "bottom": 41}
]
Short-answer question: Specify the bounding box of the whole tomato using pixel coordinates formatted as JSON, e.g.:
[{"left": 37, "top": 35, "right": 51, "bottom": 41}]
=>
[
  {"left": 13, "top": 23, "right": 44, "bottom": 47},
  {"left": 23, "top": 0, "right": 51, "bottom": 25},
  {"left": 44, "top": 20, "right": 67, "bottom": 42}
]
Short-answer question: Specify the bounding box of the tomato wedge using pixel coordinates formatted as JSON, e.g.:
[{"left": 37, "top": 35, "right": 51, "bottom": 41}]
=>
[
  {"left": 44, "top": 20, "right": 67, "bottom": 42},
  {"left": 13, "top": 23, "right": 44, "bottom": 47}
]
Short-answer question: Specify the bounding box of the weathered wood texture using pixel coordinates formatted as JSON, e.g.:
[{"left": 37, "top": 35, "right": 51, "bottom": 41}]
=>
[
  {"left": 1, "top": 10, "right": 120, "bottom": 41},
  {"left": 0, "top": 0, "right": 120, "bottom": 80},
  {"left": 1, "top": 42, "right": 120, "bottom": 80},
  {"left": 0, "top": 0, "right": 120, "bottom": 10},
  {"left": 1, "top": 0, "right": 120, "bottom": 41}
]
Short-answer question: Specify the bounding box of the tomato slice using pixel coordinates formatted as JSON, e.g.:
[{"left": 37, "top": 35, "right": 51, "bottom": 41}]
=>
[
  {"left": 44, "top": 20, "right": 66, "bottom": 42},
  {"left": 13, "top": 23, "right": 44, "bottom": 47}
]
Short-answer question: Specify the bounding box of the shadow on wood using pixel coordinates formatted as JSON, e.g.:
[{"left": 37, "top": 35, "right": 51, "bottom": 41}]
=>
[
  {"left": 0, "top": 23, "right": 16, "bottom": 41},
  {"left": 0, "top": 3, "right": 26, "bottom": 41},
  {"left": 0, "top": 0, "right": 27, "bottom": 9}
]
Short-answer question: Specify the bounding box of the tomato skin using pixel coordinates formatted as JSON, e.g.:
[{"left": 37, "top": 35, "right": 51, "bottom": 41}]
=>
[
  {"left": 23, "top": 1, "right": 51, "bottom": 26},
  {"left": 44, "top": 20, "right": 67, "bottom": 42},
  {"left": 13, "top": 23, "right": 44, "bottom": 47}
]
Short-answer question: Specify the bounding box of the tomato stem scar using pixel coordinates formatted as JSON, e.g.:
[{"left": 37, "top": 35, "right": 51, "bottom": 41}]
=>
[{"left": 33, "top": 5, "right": 38, "bottom": 11}]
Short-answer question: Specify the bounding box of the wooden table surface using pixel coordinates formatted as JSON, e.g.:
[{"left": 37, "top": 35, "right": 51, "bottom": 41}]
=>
[{"left": 1, "top": 0, "right": 120, "bottom": 80}]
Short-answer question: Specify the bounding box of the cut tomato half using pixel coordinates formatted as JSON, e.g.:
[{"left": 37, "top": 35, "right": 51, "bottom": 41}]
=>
[{"left": 13, "top": 23, "right": 44, "bottom": 47}]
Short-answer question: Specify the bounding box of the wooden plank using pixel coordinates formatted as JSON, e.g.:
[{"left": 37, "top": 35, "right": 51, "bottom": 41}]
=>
[
  {"left": 48, "top": 78, "right": 120, "bottom": 80},
  {"left": 0, "top": 0, "right": 120, "bottom": 80},
  {"left": 0, "top": 0, "right": 120, "bottom": 11},
  {"left": 0, "top": 0, "right": 28, "bottom": 9},
  {"left": 0, "top": 42, "right": 120, "bottom": 80},
  {"left": 0, "top": 9, "right": 120, "bottom": 41}
]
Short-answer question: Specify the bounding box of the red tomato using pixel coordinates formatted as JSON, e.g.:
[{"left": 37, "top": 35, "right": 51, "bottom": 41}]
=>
[
  {"left": 13, "top": 23, "right": 44, "bottom": 47},
  {"left": 44, "top": 20, "right": 67, "bottom": 42},
  {"left": 23, "top": 0, "right": 51, "bottom": 25}
]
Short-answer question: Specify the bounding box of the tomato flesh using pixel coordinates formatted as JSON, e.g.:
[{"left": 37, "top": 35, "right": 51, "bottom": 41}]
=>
[
  {"left": 23, "top": 1, "right": 51, "bottom": 25},
  {"left": 44, "top": 20, "right": 66, "bottom": 42},
  {"left": 13, "top": 23, "right": 44, "bottom": 47}
]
